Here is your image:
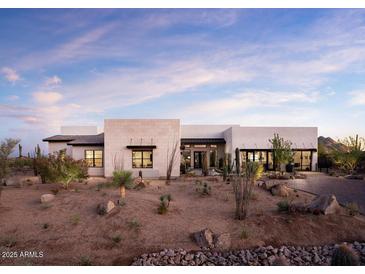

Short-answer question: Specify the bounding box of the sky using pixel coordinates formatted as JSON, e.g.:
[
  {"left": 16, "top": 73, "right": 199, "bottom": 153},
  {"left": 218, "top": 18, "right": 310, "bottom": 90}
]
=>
[{"left": 1, "top": 9, "right": 365, "bottom": 153}]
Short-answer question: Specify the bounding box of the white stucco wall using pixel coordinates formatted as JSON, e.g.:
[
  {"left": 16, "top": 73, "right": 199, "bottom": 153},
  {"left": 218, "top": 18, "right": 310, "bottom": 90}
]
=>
[
  {"left": 104, "top": 119, "right": 181, "bottom": 178},
  {"left": 48, "top": 142, "right": 72, "bottom": 156},
  {"left": 71, "top": 145, "right": 104, "bottom": 177},
  {"left": 181, "top": 124, "right": 238, "bottom": 138}
]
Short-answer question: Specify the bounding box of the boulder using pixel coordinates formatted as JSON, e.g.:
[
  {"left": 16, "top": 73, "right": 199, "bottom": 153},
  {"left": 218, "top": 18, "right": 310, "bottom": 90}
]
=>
[
  {"left": 270, "top": 184, "right": 290, "bottom": 197},
  {"left": 307, "top": 194, "right": 340, "bottom": 215},
  {"left": 134, "top": 181, "right": 147, "bottom": 190},
  {"left": 40, "top": 194, "right": 55, "bottom": 203},
  {"left": 214, "top": 233, "right": 231, "bottom": 250},
  {"left": 191, "top": 228, "right": 214, "bottom": 248},
  {"left": 96, "top": 200, "right": 115, "bottom": 215},
  {"left": 134, "top": 176, "right": 143, "bottom": 185}
]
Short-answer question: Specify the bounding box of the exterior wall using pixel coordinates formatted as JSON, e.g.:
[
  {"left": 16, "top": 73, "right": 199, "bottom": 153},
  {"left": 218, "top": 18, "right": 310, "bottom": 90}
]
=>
[
  {"left": 71, "top": 145, "right": 104, "bottom": 177},
  {"left": 104, "top": 119, "right": 181, "bottom": 178},
  {"left": 181, "top": 124, "right": 238, "bottom": 138},
  {"left": 61, "top": 126, "right": 98, "bottom": 135},
  {"left": 48, "top": 142, "right": 72, "bottom": 156}
]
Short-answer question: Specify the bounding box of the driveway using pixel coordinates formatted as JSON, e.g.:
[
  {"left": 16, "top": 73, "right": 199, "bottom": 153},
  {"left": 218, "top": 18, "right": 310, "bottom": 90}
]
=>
[{"left": 287, "top": 172, "right": 365, "bottom": 214}]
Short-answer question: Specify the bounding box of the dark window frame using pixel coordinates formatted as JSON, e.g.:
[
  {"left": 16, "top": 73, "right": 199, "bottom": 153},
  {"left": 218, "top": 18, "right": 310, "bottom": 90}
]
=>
[
  {"left": 132, "top": 149, "right": 153, "bottom": 169},
  {"left": 84, "top": 149, "right": 103, "bottom": 168}
]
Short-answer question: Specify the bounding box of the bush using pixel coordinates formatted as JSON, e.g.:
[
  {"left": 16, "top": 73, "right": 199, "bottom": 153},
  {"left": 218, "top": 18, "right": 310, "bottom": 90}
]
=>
[
  {"left": 195, "top": 180, "right": 211, "bottom": 196},
  {"left": 70, "top": 214, "right": 80, "bottom": 225},
  {"left": 331, "top": 244, "right": 360, "bottom": 266},
  {"left": 79, "top": 256, "right": 92, "bottom": 266},
  {"left": 36, "top": 151, "right": 88, "bottom": 188},
  {"left": 127, "top": 219, "right": 141, "bottom": 232},
  {"left": 346, "top": 202, "right": 359, "bottom": 216},
  {"left": 112, "top": 235, "right": 122, "bottom": 244},
  {"left": 112, "top": 170, "right": 134, "bottom": 189},
  {"left": 158, "top": 194, "right": 172, "bottom": 214},
  {"left": 277, "top": 200, "right": 290, "bottom": 212}
]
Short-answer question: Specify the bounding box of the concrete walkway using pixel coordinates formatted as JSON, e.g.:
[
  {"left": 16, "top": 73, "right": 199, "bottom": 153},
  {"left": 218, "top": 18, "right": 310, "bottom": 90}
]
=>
[{"left": 287, "top": 172, "right": 365, "bottom": 214}]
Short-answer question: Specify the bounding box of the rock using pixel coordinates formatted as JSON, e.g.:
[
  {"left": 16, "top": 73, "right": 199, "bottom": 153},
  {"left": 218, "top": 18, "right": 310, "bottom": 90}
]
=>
[
  {"left": 259, "top": 253, "right": 268, "bottom": 260},
  {"left": 191, "top": 228, "right": 214, "bottom": 248},
  {"left": 307, "top": 194, "right": 340, "bottom": 215},
  {"left": 214, "top": 233, "right": 231, "bottom": 250},
  {"left": 271, "top": 184, "right": 290, "bottom": 197},
  {"left": 96, "top": 200, "right": 115, "bottom": 215},
  {"left": 40, "top": 194, "right": 55, "bottom": 203},
  {"left": 272, "top": 256, "right": 289, "bottom": 266},
  {"left": 185, "top": 254, "right": 194, "bottom": 261}
]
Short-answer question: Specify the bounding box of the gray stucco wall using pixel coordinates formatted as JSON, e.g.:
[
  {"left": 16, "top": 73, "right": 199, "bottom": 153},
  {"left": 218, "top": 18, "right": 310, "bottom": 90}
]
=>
[{"left": 104, "top": 119, "right": 181, "bottom": 178}]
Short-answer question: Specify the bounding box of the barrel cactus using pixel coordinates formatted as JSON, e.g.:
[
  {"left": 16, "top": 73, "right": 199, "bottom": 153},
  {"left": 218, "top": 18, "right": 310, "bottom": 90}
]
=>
[{"left": 331, "top": 244, "right": 360, "bottom": 266}]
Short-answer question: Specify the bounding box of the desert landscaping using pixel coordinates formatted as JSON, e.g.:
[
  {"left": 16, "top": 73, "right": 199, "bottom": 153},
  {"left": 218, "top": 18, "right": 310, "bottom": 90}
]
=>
[{"left": 1, "top": 172, "right": 365, "bottom": 266}]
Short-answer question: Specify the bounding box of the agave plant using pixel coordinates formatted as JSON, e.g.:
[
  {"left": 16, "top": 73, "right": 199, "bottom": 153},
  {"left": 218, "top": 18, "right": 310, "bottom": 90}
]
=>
[{"left": 112, "top": 170, "right": 133, "bottom": 199}]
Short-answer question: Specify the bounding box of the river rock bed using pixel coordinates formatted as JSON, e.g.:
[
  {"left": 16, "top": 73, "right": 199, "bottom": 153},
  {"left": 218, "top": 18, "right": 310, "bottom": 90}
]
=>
[{"left": 131, "top": 242, "right": 365, "bottom": 266}]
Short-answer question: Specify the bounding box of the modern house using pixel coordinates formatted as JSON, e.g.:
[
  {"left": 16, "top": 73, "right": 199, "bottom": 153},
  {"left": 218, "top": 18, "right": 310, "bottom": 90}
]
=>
[{"left": 43, "top": 119, "right": 318, "bottom": 178}]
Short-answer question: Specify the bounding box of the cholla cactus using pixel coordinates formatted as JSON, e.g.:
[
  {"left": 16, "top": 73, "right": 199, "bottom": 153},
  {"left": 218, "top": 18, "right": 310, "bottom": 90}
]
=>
[{"left": 331, "top": 244, "right": 360, "bottom": 266}]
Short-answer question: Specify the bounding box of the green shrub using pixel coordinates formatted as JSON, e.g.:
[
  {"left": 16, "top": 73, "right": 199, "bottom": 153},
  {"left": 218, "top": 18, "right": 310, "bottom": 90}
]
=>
[
  {"left": 36, "top": 150, "right": 88, "bottom": 188},
  {"left": 79, "top": 256, "right": 92, "bottom": 266},
  {"left": 112, "top": 235, "right": 122, "bottom": 244},
  {"left": 127, "top": 219, "right": 141, "bottom": 232},
  {"left": 195, "top": 180, "right": 211, "bottom": 196},
  {"left": 112, "top": 170, "right": 134, "bottom": 189},
  {"left": 158, "top": 194, "right": 172, "bottom": 214},
  {"left": 70, "top": 214, "right": 80, "bottom": 225},
  {"left": 240, "top": 228, "right": 248, "bottom": 239},
  {"left": 346, "top": 202, "right": 359, "bottom": 216},
  {"left": 277, "top": 200, "right": 290, "bottom": 212},
  {"left": 331, "top": 244, "right": 360, "bottom": 266}
]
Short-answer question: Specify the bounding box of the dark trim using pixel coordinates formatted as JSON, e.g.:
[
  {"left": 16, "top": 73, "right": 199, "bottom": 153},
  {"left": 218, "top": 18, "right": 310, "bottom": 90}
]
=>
[
  {"left": 42, "top": 139, "right": 74, "bottom": 143},
  {"left": 181, "top": 138, "right": 226, "bottom": 145},
  {"left": 70, "top": 143, "right": 104, "bottom": 146},
  {"left": 84, "top": 149, "right": 104, "bottom": 168},
  {"left": 239, "top": 148, "right": 317, "bottom": 152},
  {"left": 126, "top": 145, "right": 157, "bottom": 149}
]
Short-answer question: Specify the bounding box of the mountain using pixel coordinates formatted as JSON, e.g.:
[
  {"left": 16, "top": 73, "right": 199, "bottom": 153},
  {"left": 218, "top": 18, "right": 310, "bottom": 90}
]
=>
[{"left": 318, "top": 136, "right": 348, "bottom": 154}]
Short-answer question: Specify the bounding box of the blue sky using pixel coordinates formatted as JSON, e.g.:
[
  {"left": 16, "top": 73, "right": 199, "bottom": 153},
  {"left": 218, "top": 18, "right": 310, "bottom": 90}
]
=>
[{"left": 1, "top": 9, "right": 365, "bottom": 153}]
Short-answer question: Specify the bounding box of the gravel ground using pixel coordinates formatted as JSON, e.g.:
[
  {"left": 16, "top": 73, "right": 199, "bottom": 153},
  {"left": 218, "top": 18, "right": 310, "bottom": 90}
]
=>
[{"left": 132, "top": 242, "right": 365, "bottom": 266}]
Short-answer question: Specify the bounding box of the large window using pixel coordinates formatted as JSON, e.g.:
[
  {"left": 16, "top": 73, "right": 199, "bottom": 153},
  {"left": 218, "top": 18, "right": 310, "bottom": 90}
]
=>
[
  {"left": 85, "top": 150, "right": 103, "bottom": 167},
  {"left": 132, "top": 150, "right": 153, "bottom": 168}
]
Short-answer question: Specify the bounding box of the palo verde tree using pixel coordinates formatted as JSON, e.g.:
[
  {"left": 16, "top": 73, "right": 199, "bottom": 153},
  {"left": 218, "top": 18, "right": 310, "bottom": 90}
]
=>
[
  {"left": 333, "top": 134, "right": 365, "bottom": 174},
  {"left": 269, "top": 133, "right": 294, "bottom": 172}
]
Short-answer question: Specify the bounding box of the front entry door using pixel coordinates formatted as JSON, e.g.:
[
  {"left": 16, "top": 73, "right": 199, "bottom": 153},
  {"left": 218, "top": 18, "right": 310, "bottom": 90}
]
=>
[{"left": 194, "top": 151, "right": 203, "bottom": 169}]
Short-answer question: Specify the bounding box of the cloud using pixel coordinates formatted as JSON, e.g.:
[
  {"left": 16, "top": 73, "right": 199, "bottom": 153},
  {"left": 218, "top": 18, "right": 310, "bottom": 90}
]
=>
[
  {"left": 1, "top": 67, "right": 20, "bottom": 83},
  {"left": 182, "top": 90, "right": 319, "bottom": 115},
  {"left": 349, "top": 90, "right": 365, "bottom": 105},
  {"left": 45, "top": 75, "right": 62, "bottom": 86},
  {"left": 32, "top": 91, "right": 63, "bottom": 105}
]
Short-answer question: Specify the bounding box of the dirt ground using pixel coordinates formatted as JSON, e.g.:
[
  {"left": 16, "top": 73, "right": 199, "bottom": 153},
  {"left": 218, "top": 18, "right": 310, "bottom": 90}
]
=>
[{"left": 1, "top": 174, "right": 365, "bottom": 266}]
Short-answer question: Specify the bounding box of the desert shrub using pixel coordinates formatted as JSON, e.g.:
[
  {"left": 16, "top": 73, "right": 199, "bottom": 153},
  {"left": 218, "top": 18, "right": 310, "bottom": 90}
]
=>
[
  {"left": 0, "top": 236, "right": 17, "bottom": 248},
  {"left": 112, "top": 234, "right": 122, "bottom": 244},
  {"left": 233, "top": 161, "right": 263, "bottom": 220},
  {"left": 346, "top": 202, "right": 360, "bottom": 216},
  {"left": 112, "top": 170, "right": 133, "bottom": 200},
  {"left": 331, "top": 244, "right": 360, "bottom": 266},
  {"left": 70, "top": 214, "right": 80, "bottom": 225},
  {"left": 277, "top": 200, "right": 290, "bottom": 212},
  {"left": 127, "top": 219, "right": 141, "bottom": 232},
  {"left": 36, "top": 151, "right": 88, "bottom": 188},
  {"left": 195, "top": 180, "right": 211, "bottom": 196},
  {"left": 240, "top": 228, "right": 248, "bottom": 239},
  {"left": 79, "top": 256, "right": 92, "bottom": 266},
  {"left": 0, "top": 138, "right": 20, "bottom": 181},
  {"left": 158, "top": 194, "right": 172, "bottom": 214}
]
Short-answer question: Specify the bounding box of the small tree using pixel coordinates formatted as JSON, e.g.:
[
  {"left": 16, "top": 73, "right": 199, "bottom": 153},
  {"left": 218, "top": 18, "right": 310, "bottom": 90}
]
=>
[
  {"left": 0, "top": 138, "right": 20, "bottom": 181},
  {"left": 112, "top": 170, "right": 133, "bottom": 199},
  {"left": 232, "top": 161, "right": 263, "bottom": 220},
  {"left": 269, "top": 133, "right": 293, "bottom": 172},
  {"left": 202, "top": 152, "right": 209, "bottom": 176},
  {"left": 166, "top": 140, "right": 179, "bottom": 184}
]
